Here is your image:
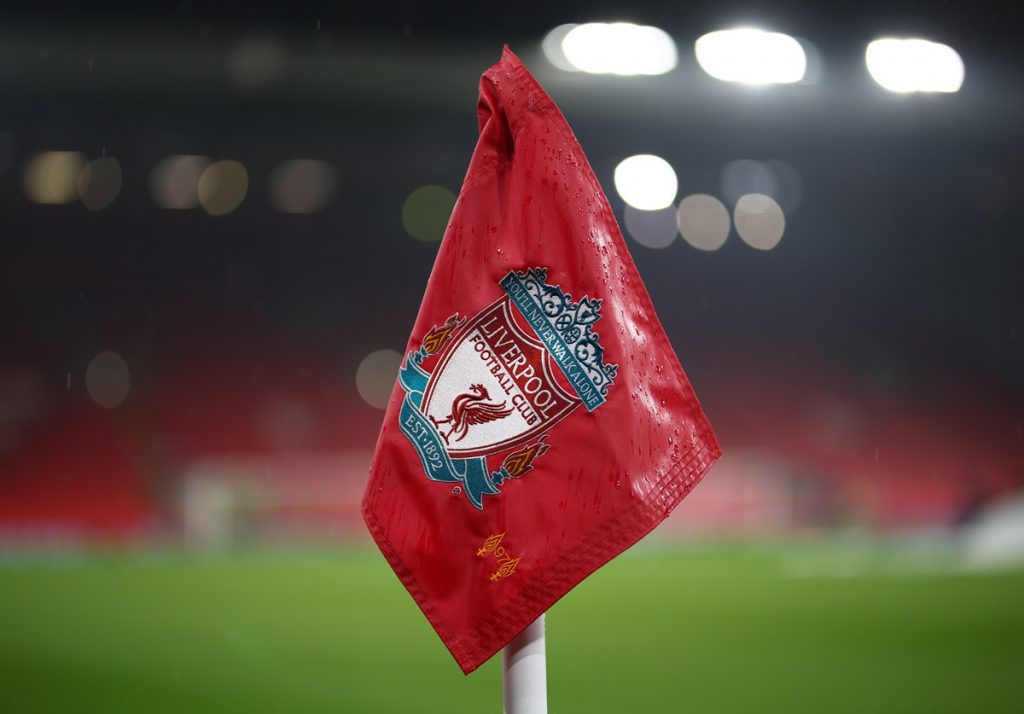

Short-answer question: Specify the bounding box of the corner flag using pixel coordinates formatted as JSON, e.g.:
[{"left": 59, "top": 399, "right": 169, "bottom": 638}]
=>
[{"left": 363, "top": 47, "right": 720, "bottom": 674}]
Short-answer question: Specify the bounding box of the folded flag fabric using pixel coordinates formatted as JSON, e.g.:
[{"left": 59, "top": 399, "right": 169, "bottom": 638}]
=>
[{"left": 363, "top": 46, "right": 720, "bottom": 674}]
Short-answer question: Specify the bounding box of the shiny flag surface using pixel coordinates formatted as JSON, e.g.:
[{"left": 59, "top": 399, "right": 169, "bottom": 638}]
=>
[{"left": 363, "top": 47, "right": 720, "bottom": 674}]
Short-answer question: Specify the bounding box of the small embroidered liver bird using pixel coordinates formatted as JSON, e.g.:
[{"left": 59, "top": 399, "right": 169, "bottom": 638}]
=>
[{"left": 430, "top": 384, "right": 512, "bottom": 444}]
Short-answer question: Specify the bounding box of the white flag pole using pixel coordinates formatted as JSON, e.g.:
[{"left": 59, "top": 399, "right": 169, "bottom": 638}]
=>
[{"left": 502, "top": 614, "right": 548, "bottom": 714}]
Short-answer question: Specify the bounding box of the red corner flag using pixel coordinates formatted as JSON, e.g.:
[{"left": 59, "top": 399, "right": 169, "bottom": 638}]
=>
[{"left": 363, "top": 47, "right": 720, "bottom": 674}]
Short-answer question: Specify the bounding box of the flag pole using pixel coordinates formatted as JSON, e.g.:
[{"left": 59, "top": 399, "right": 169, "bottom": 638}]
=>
[{"left": 502, "top": 613, "right": 547, "bottom": 714}]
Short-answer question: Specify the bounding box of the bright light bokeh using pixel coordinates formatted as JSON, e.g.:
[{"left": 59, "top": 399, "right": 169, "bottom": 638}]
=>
[
  {"left": 197, "top": 160, "right": 249, "bottom": 216},
  {"left": 624, "top": 204, "right": 678, "bottom": 249},
  {"left": 734, "top": 193, "right": 785, "bottom": 250},
  {"left": 866, "top": 38, "right": 964, "bottom": 93},
  {"left": 402, "top": 185, "right": 457, "bottom": 242},
  {"left": 23, "top": 150, "right": 86, "bottom": 204},
  {"left": 721, "top": 159, "right": 778, "bottom": 205},
  {"left": 78, "top": 156, "right": 122, "bottom": 211},
  {"left": 150, "top": 155, "right": 210, "bottom": 209},
  {"left": 356, "top": 349, "right": 403, "bottom": 410},
  {"left": 541, "top": 24, "right": 580, "bottom": 72},
  {"left": 226, "top": 35, "right": 283, "bottom": 90},
  {"left": 560, "top": 23, "right": 677, "bottom": 76},
  {"left": 269, "top": 159, "right": 336, "bottom": 214},
  {"left": 695, "top": 28, "right": 806, "bottom": 84},
  {"left": 85, "top": 350, "right": 131, "bottom": 409},
  {"left": 766, "top": 159, "right": 804, "bottom": 213},
  {"left": 613, "top": 154, "right": 678, "bottom": 211},
  {"left": 677, "top": 194, "right": 731, "bottom": 251}
]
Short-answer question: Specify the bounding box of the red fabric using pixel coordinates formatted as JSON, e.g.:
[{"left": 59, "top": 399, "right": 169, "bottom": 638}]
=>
[{"left": 363, "top": 47, "right": 720, "bottom": 674}]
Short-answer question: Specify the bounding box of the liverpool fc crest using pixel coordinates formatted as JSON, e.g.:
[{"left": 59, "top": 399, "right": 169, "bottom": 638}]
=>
[{"left": 396, "top": 268, "right": 617, "bottom": 509}]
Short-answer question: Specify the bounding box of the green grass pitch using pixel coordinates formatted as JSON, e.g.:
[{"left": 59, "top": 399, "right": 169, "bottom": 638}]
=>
[{"left": 2, "top": 546, "right": 1022, "bottom": 712}]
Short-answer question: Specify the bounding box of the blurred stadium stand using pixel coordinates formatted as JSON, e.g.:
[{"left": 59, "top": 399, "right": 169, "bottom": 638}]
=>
[{"left": 0, "top": 2, "right": 1022, "bottom": 551}]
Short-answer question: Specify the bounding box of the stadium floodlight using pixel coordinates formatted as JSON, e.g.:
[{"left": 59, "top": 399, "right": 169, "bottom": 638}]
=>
[
  {"left": 556, "top": 22, "right": 677, "bottom": 76},
  {"left": 695, "top": 28, "right": 807, "bottom": 84},
  {"left": 614, "top": 154, "right": 678, "bottom": 210},
  {"left": 541, "top": 23, "right": 580, "bottom": 72},
  {"left": 866, "top": 38, "right": 964, "bottom": 93}
]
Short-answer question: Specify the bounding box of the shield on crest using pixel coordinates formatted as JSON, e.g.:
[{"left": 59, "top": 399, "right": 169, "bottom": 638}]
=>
[{"left": 421, "top": 298, "right": 579, "bottom": 459}]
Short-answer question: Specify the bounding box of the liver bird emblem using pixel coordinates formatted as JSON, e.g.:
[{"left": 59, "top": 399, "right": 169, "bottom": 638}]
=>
[{"left": 430, "top": 384, "right": 513, "bottom": 445}]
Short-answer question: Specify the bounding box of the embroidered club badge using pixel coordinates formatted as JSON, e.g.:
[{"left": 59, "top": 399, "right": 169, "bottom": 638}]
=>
[{"left": 396, "top": 267, "right": 616, "bottom": 509}]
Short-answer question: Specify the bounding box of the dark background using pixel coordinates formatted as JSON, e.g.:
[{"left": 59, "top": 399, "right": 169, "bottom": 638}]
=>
[{"left": 0, "top": 1, "right": 1022, "bottom": 536}]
